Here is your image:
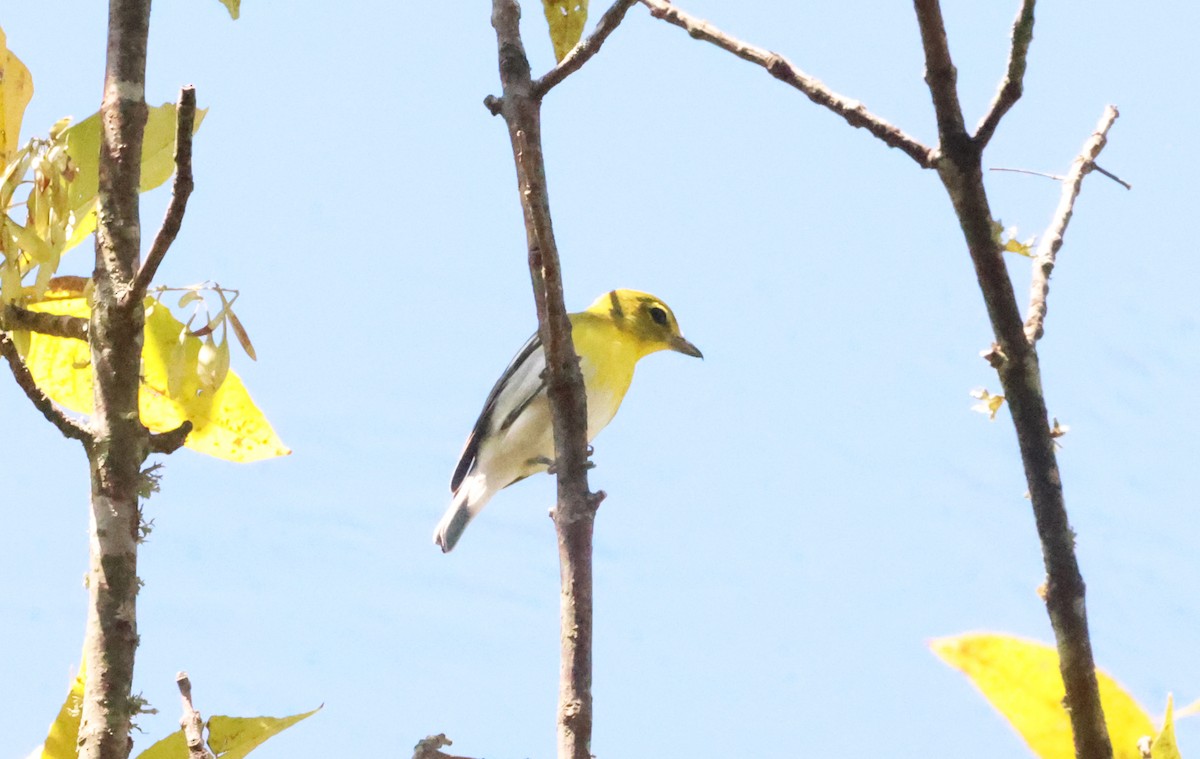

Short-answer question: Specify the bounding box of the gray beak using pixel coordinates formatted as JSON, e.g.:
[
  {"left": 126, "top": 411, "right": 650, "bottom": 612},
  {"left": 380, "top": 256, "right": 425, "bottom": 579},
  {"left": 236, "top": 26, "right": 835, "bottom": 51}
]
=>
[{"left": 670, "top": 335, "right": 704, "bottom": 359}]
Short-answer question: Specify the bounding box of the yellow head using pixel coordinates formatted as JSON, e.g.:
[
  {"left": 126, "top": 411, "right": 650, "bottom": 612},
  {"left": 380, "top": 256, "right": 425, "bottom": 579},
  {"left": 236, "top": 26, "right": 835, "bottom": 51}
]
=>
[{"left": 585, "top": 289, "right": 703, "bottom": 360}]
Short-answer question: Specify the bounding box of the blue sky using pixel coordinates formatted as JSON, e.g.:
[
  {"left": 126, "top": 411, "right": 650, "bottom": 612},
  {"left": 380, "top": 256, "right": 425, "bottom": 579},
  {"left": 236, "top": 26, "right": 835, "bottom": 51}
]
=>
[{"left": 2, "top": 1, "right": 1198, "bottom": 757}]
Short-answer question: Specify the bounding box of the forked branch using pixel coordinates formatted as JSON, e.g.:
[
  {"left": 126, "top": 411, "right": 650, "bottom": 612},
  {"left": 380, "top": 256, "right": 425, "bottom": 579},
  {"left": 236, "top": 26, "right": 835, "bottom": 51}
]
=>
[
  {"left": 911, "top": 3, "right": 1114, "bottom": 759},
  {"left": 124, "top": 85, "right": 197, "bottom": 309},
  {"left": 1024, "top": 106, "right": 1121, "bottom": 344}
]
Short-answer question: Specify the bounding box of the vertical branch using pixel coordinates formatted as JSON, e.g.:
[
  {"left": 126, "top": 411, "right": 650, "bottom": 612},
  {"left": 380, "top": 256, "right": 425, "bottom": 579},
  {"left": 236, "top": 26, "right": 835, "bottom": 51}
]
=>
[
  {"left": 79, "top": 1, "right": 152, "bottom": 757},
  {"left": 490, "top": 2, "right": 599, "bottom": 758},
  {"left": 912, "top": 2, "right": 1112, "bottom": 758}
]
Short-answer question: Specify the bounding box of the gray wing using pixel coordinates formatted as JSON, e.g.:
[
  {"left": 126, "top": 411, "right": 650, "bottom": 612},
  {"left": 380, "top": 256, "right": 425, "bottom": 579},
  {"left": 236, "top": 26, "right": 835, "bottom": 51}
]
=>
[{"left": 450, "top": 332, "right": 547, "bottom": 492}]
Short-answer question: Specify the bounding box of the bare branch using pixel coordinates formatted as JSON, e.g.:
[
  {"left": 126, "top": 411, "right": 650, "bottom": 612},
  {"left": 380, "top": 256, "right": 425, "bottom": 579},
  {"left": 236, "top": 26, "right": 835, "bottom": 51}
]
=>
[
  {"left": 638, "top": 0, "right": 935, "bottom": 167},
  {"left": 1, "top": 304, "right": 89, "bottom": 340},
  {"left": 0, "top": 331, "right": 92, "bottom": 444},
  {"left": 974, "top": 0, "right": 1036, "bottom": 147},
  {"left": 149, "top": 421, "right": 193, "bottom": 454},
  {"left": 913, "top": 0, "right": 968, "bottom": 148},
  {"left": 175, "top": 672, "right": 213, "bottom": 759},
  {"left": 124, "top": 85, "right": 197, "bottom": 309},
  {"left": 491, "top": 2, "right": 598, "bottom": 757},
  {"left": 412, "top": 734, "right": 478, "bottom": 759},
  {"left": 911, "top": 6, "right": 1114, "bottom": 758},
  {"left": 486, "top": 0, "right": 640, "bottom": 116},
  {"left": 1024, "top": 105, "right": 1120, "bottom": 344},
  {"left": 535, "top": 0, "right": 639, "bottom": 98}
]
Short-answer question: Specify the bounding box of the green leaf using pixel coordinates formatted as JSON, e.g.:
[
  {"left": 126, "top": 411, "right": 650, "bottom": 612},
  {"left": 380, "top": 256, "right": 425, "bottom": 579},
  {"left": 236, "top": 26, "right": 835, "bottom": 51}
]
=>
[
  {"left": 218, "top": 0, "right": 241, "bottom": 19},
  {"left": 542, "top": 0, "right": 588, "bottom": 62},
  {"left": 61, "top": 102, "right": 207, "bottom": 249},
  {"left": 206, "top": 708, "right": 320, "bottom": 758}
]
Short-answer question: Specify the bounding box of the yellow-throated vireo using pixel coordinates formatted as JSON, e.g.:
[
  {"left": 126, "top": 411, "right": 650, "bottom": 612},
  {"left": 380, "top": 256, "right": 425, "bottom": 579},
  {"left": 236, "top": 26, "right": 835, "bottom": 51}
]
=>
[{"left": 434, "top": 289, "right": 702, "bottom": 552}]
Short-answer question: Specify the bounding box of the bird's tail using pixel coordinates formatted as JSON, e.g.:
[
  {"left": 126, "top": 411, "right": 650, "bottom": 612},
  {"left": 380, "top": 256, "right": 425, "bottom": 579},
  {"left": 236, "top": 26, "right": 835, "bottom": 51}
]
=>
[{"left": 433, "top": 478, "right": 491, "bottom": 553}]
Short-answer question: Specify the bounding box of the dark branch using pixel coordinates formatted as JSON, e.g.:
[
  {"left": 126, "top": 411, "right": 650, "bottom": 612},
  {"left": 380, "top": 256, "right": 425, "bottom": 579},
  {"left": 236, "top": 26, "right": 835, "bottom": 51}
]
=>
[
  {"left": 912, "top": 0, "right": 968, "bottom": 150},
  {"left": 974, "top": 0, "right": 1036, "bottom": 147},
  {"left": 124, "top": 85, "right": 196, "bottom": 309},
  {"left": 0, "top": 304, "right": 89, "bottom": 340},
  {"left": 912, "top": 4, "right": 1114, "bottom": 758},
  {"left": 0, "top": 331, "right": 92, "bottom": 444},
  {"left": 175, "top": 672, "right": 212, "bottom": 759},
  {"left": 149, "top": 421, "right": 193, "bottom": 454},
  {"left": 491, "top": 2, "right": 597, "bottom": 757},
  {"left": 638, "top": 0, "right": 935, "bottom": 167},
  {"left": 1024, "top": 106, "right": 1120, "bottom": 344}
]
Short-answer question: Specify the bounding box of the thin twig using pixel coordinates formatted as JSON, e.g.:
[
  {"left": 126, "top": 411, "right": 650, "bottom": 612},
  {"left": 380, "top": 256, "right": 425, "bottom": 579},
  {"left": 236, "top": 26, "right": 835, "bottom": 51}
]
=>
[
  {"left": 0, "top": 304, "right": 89, "bottom": 340},
  {"left": 912, "top": 3, "right": 1114, "bottom": 758},
  {"left": 491, "top": 2, "right": 598, "bottom": 757},
  {"left": 989, "top": 167, "right": 1063, "bottom": 181},
  {"left": 637, "top": 0, "right": 935, "bottom": 168},
  {"left": 974, "top": 0, "right": 1036, "bottom": 147},
  {"left": 176, "top": 672, "right": 212, "bottom": 759},
  {"left": 1092, "top": 163, "right": 1131, "bottom": 190},
  {"left": 149, "top": 421, "right": 193, "bottom": 454},
  {"left": 1024, "top": 105, "right": 1120, "bottom": 344},
  {"left": 0, "top": 331, "right": 92, "bottom": 444},
  {"left": 124, "top": 85, "right": 196, "bottom": 309},
  {"left": 535, "top": 0, "right": 639, "bottom": 98}
]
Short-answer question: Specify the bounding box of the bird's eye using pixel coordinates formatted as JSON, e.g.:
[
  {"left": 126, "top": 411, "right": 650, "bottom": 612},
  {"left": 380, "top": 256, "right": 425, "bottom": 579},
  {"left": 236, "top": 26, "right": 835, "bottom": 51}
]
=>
[{"left": 648, "top": 306, "right": 668, "bottom": 326}]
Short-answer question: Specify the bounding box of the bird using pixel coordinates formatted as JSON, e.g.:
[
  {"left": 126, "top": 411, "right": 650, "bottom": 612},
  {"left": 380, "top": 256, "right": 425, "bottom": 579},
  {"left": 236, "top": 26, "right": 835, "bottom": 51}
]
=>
[{"left": 434, "top": 289, "right": 702, "bottom": 552}]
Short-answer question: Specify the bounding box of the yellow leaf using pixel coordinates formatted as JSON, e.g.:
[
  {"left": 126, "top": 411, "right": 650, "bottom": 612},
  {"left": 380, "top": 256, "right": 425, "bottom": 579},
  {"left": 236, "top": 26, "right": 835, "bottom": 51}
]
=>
[
  {"left": 131, "top": 731, "right": 187, "bottom": 759},
  {"left": 971, "top": 388, "right": 1006, "bottom": 421},
  {"left": 218, "top": 0, "right": 241, "bottom": 20},
  {"left": 1152, "top": 695, "right": 1181, "bottom": 759},
  {"left": 542, "top": 0, "right": 589, "bottom": 62},
  {"left": 25, "top": 295, "right": 290, "bottom": 462},
  {"left": 0, "top": 26, "right": 35, "bottom": 163},
  {"left": 932, "top": 633, "right": 1155, "bottom": 759},
  {"left": 60, "top": 102, "right": 206, "bottom": 250},
  {"left": 206, "top": 708, "right": 320, "bottom": 759},
  {"left": 41, "top": 657, "right": 85, "bottom": 759}
]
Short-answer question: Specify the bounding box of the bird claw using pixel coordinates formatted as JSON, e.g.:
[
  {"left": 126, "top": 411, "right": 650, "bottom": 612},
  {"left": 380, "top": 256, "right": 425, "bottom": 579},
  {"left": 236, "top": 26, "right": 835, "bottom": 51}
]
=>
[
  {"left": 530, "top": 455, "right": 557, "bottom": 474},
  {"left": 532, "top": 447, "right": 595, "bottom": 475}
]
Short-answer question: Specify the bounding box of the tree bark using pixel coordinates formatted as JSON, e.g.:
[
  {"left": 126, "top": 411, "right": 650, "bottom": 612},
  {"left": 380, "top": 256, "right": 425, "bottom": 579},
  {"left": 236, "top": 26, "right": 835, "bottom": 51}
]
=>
[
  {"left": 490, "top": 2, "right": 600, "bottom": 757},
  {"left": 78, "top": 1, "right": 153, "bottom": 757},
  {"left": 912, "top": 2, "right": 1113, "bottom": 757}
]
